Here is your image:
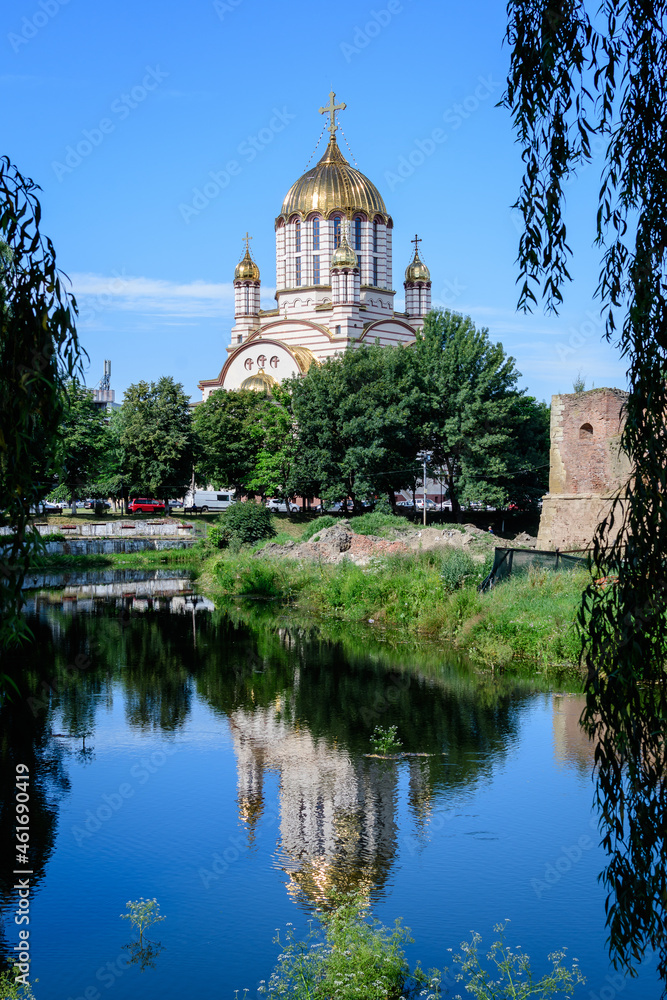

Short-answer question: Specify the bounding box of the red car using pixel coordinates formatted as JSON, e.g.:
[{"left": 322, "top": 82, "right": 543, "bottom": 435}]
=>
[{"left": 128, "top": 498, "right": 166, "bottom": 514}]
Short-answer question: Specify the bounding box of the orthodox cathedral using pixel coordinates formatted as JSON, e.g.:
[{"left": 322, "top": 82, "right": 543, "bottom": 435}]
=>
[{"left": 198, "top": 92, "right": 432, "bottom": 399}]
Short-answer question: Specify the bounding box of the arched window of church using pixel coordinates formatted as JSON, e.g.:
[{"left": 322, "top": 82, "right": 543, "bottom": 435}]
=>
[
  {"left": 333, "top": 216, "right": 341, "bottom": 248},
  {"left": 295, "top": 257, "right": 302, "bottom": 287},
  {"left": 295, "top": 219, "right": 301, "bottom": 253},
  {"left": 354, "top": 217, "right": 362, "bottom": 251},
  {"left": 312, "top": 217, "right": 320, "bottom": 250},
  {"left": 313, "top": 255, "right": 321, "bottom": 285},
  {"left": 373, "top": 257, "right": 378, "bottom": 286},
  {"left": 244, "top": 358, "right": 253, "bottom": 370},
  {"left": 257, "top": 355, "right": 267, "bottom": 368},
  {"left": 373, "top": 219, "right": 379, "bottom": 252}
]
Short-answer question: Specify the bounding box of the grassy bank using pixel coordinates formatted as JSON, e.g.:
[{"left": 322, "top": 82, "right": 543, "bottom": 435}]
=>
[
  {"left": 202, "top": 547, "right": 587, "bottom": 672},
  {"left": 28, "top": 545, "right": 206, "bottom": 573}
]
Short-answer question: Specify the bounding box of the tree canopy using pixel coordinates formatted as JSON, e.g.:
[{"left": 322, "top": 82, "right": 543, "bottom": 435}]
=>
[
  {"left": 193, "top": 387, "right": 271, "bottom": 496},
  {"left": 290, "top": 343, "right": 422, "bottom": 511},
  {"left": 119, "top": 377, "right": 194, "bottom": 499},
  {"left": 414, "top": 309, "right": 548, "bottom": 517},
  {"left": 504, "top": 0, "right": 667, "bottom": 984},
  {"left": 52, "top": 378, "right": 107, "bottom": 509}
]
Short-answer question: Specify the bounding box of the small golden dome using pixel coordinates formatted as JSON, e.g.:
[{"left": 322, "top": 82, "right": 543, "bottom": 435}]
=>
[
  {"left": 279, "top": 136, "right": 388, "bottom": 221},
  {"left": 331, "top": 231, "right": 358, "bottom": 270},
  {"left": 234, "top": 248, "right": 260, "bottom": 282},
  {"left": 240, "top": 370, "right": 276, "bottom": 394},
  {"left": 405, "top": 248, "right": 430, "bottom": 283}
]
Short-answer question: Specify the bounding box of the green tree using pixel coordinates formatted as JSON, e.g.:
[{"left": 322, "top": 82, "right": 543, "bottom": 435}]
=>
[
  {"left": 245, "top": 382, "right": 301, "bottom": 506},
  {"left": 0, "top": 156, "right": 82, "bottom": 649},
  {"left": 414, "top": 310, "right": 543, "bottom": 519},
  {"left": 290, "top": 344, "right": 422, "bottom": 511},
  {"left": 54, "top": 378, "right": 107, "bottom": 512},
  {"left": 92, "top": 408, "right": 126, "bottom": 507},
  {"left": 120, "top": 377, "right": 194, "bottom": 499},
  {"left": 504, "top": 2, "right": 667, "bottom": 983},
  {"left": 193, "top": 387, "right": 269, "bottom": 495}
]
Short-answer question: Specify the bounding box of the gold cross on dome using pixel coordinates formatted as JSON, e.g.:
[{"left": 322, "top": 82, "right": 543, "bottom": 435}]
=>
[
  {"left": 243, "top": 232, "right": 253, "bottom": 253},
  {"left": 319, "top": 91, "right": 346, "bottom": 136},
  {"left": 411, "top": 233, "right": 422, "bottom": 254}
]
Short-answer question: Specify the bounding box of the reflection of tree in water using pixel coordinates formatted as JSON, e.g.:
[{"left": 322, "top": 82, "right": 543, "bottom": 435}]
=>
[
  {"left": 122, "top": 939, "right": 164, "bottom": 972},
  {"left": 199, "top": 622, "right": 529, "bottom": 910},
  {"left": 0, "top": 617, "right": 71, "bottom": 970},
  {"left": 4, "top": 591, "right": 535, "bottom": 928}
]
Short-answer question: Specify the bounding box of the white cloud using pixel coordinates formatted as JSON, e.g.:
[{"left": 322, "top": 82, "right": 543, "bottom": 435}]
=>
[{"left": 70, "top": 271, "right": 276, "bottom": 326}]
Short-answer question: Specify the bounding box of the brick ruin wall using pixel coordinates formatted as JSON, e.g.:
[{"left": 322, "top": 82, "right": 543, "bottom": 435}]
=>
[{"left": 537, "top": 388, "right": 631, "bottom": 551}]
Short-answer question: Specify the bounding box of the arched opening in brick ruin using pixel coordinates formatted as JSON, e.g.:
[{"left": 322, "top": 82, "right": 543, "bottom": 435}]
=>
[{"left": 579, "top": 422, "right": 594, "bottom": 440}]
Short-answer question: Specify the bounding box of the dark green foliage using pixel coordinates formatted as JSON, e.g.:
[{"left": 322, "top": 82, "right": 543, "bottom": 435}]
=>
[
  {"left": 120, "top": 377, "right": 194, "bottom": 499},
  {"left": 214, "top": 500, "right": 275, "bottom": 547},
  {"left": 0, "top": 156, "right": 82, "bottom": 649},
  {"left": 54, "top": 378, "right": 107, "bottom": 506},
  {"left": 504, "top": 1, "right": 667, "bottom": 983},
  {"left": 414, "top": 310, "right": 548, "bottom": 518},
  {"left": 289, "top": 343, "right": 422, "bottom": 510},
  {"left": 193, "top": 388, "right": 270, "bottom": 496}
]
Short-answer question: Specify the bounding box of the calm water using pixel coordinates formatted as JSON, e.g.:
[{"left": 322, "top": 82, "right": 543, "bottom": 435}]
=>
[{"left": 0, "top": 575, "right": 661, "bottom": 998}]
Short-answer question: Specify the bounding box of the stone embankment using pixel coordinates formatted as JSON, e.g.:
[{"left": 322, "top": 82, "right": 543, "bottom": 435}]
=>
[
  {"left": 0, "top": 520, "right": 195, "bottom": 539},
  {"left": 257, "top": 521, "right": 528, "bottom": 567}
]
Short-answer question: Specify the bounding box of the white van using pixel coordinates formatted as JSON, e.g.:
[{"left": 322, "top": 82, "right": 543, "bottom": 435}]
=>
[{"left": 183, "top": 489, "right": 236, "bottom": 514}]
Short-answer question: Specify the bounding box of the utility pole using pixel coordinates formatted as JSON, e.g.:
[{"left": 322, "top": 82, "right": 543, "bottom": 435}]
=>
[
  {"left": 423, "top": 451, "right": 427, "bottom": 526},
  {"left": 417, "top": 450, "right": 430, "bottom": 526}
]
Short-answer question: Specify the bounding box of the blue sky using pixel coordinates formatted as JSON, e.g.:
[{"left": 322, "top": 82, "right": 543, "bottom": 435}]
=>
[{"left": 2, "top": 0, "right": 627, "bottom": 404}]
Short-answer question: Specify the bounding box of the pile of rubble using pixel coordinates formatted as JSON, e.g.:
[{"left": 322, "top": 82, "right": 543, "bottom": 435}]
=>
[{"left": 256, "top": 520, "right": 534, "bottom": 568}]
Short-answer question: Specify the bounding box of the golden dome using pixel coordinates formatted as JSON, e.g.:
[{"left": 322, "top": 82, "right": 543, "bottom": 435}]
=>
[
  {"left": 331, "top": 231, "right": 358, "bottom": 270},
  {"left": 240, "top": 370, "right": 276, "bottom": 393},
  {"left": 234, "top": 248, "right": 260, "bottom": 282},
  {"left": 278, "top": 136, "right": 388, "bottom": 221},
  {"left": 405, "top": 248, "right": 431, "bottom": 283}
]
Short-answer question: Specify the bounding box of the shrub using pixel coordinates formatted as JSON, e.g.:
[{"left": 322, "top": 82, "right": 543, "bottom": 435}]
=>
[
  {"left": 373, "top": 495, "right": 394, "bottom": 515},
  {"left": 0, "top": 972, "right": 36, "bottom": 999},
  {"left": 440, "top": 548, "right": 478, "bottom": 592},
  {"left": 301, "top": 515, "right": 336, "bottom": 542},
  {"left": 258, "top": 891, "right": 424, "bottom": 1000},
  {"left": 209, "top": 501, "right": 275, "bottom": 548}
]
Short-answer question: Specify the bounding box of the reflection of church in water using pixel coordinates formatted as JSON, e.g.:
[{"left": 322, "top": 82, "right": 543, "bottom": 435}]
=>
[
  {"left": 228, "top": 698, "right": 432, "bottom": 905},
  {"left": 199, "top": 91, "right": 432, "bottom": 398}
]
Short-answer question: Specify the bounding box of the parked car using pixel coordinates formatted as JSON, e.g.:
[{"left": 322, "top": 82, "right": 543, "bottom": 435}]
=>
[
  {"left": 265, "top": 498, "right": 300, "bottom": 514},
  {"left": 168, "top": 498, "right": 184, "bottom": 509},
  {"left": 183, "top": 489, "right": 236, "bottom": 514},
  {"left": 84, "top": 499, "right": 111, "bottom": 510},
  {"left": 30, "top": 501, "right": 62, "bottom": 514},
  {"left": 415, "top": 498, "right": 438, "bottom": 510},
  {"left": 128, "top": 498, "right": 167, "bottom": 514}
]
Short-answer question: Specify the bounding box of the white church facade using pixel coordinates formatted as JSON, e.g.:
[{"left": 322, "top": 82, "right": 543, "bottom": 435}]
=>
[{"left": 199, "top": 92, "right": 432, "bottom": 399}]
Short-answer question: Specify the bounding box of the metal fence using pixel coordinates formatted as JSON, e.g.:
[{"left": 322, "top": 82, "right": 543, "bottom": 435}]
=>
[{"left": 479, "top": 546, "right": 589, "bottom": 592}]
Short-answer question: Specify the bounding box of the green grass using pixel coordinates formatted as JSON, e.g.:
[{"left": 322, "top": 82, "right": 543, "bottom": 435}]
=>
[
  {"left": 203, "top": 547, "right": 587, "bottom": 670},
  {"left": 348, "top": 511, "right": 412, "bottom": 536}
]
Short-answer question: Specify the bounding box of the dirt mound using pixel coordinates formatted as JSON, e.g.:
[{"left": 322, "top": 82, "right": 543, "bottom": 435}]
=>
[
  {"left": 513, "top": 531, "right": 537, "bottom": 548},
  {"left": 255, "top": 520, "right": 493, "bottom": 566}
]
